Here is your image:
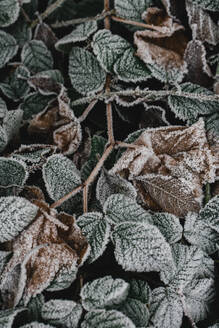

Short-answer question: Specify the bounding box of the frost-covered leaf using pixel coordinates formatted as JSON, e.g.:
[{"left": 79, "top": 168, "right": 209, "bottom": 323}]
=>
[
  {"left": 12, "top": 144, "right": 57, "bottom": 165},
  {"left": 20, "top": 92, "right": 55, "bottom": 120},
  {"left": 0, "top": 251, "right": 11, "bottom": 276},
  {"left": 97, "top": 170, "right": 137, "bottom": 207},
  {"left": 128, "top": 279, "right": 152, "bottom": 304},
  {"left": 118, "top": 298, "right": 150, "bottom": 327},
  {"left": 41, "top": 299, "right": 82, "bottom": 328},
  {"left": 103, "top": 194, "right": 152, "bottom": 225},
  {"left": 28, "top": 75, "right": 61, "bottom": 96},
  {"left": 0, "top": 157, "right": 28, "bottom": 196},
  {"left": 20, "top": 323, "right": 55, "bottom": 328},
  {"left": 186, "top": 0, "right": 219, "bottom": 45},
  {"left": 27, "top": 294, "right": 45, "bottom": 322},
  {"left": 0, "top": 196, "right": 38, "bottom": 243},
  {"left": 34, "top": 22, "right": 58, "bottom": 50},
  {"left": 43, "top": 154, "right": 81, "bottom": 209},
  {"left": 46, "top": 261, "right": 78, "bottom": 291},
  {"left": 150, "top": 287, "right": 183, "bottom": 328},
  {"left": 81, "top": 276, "right": 129, "bottom": 311},
  {"left": 199, "top": 195, "right": 219, "bottom": 230},
  {"left": 0, "top": 97, "right": 7, "bottom": 119},
  {"left": 21, "top": 40, "right": 54, "bottom": 74},
  {"left": 152, "top": 213, "right": 183, "bottom": 244},
  {"left": 0, "top": 308, "right": 25, "bottom": 328},
  {"left": 81, "top": 309, "right": 136, "bottom": 328},
  {"left": 190, "top": 0, "right": 219, "bottom": 11},
  {"left": 112, "top": 221, "right": 174, "bottom": 282},
  {"left": 0, "top": 0, "right": 20, "bottom": 27},
  {"left": 114, "top": 48, "right": 151, "bottom": 82},
  {"left": 115, "top": 0, "right": 153, "bottom": 21},
  {"left": 0, "top": 66, "right": 30, "bottom": 101},
  {"left": 77, "top": 212, "right": 111, "bottom": 263},
  {"left": 205, "top": 112, "right": 219, "bottom": 137},
  {"left": 69, "top": 47, "right": 106, "bottom": 95},
  {"left": 6, "top": 16, "right": 32, "bottom": 48},
  {"left": 47, "top": 0, "right": 77, "bottom": 23},
  {"left": 56, "top": 21, "right": 97, "bottom": 52},
  {"left": 92, "top": 29, "right": 130, "bottom": 72},
  {"left": 0, "top": 31, "right": 18, "bottom": 68}
]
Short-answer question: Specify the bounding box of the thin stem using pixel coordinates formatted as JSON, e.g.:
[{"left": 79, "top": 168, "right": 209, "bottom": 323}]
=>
[
  {"left": 21, "top": 7, "right": 32, "bottom": 23},
  {"left": 31, "top": 0, "right": 66, "bottom": 28},
  {"left": 83, "top": 185, "right": 88, "bottom": 213},
  {"left": 106, "top": 102, "right": 114, "bottom": 144},
  {"left": 116, "top": 141, "right": 141, "bottom": 149},
  {"left": 51, "top": 185, "right": 83, "bottom": 209},
  {"left": 104, "top": 0, "right": 111, "bottom": 30},
  {"left": 111, "top": 15, "right": 163, "bottom": 31},
  {"left": 78, "top": 99, "right": 98, "bottom": 123},
  {"left": 51, "top": 9, "right": 115, "bottom": 28}
]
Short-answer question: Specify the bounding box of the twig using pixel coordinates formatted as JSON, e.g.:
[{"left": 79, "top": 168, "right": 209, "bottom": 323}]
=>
[
  {"left": 112, "top": 15, "right": 164, "bottom": 31},
  {"left": 116, "top": 141, "right": 141, "bottom": 149},
  {"left": 83, "top": 185, "right": 88, "bottom": 213},
  {"left": 31, "top": 0, "right": 66, "bottom": 28},
  {"left": 51, "top": 9, "right": 115, "bottom": 28},
  {"left": 51, "top": 185, "right": 83, "bottom": 209},
  {"left": 104, "top": 0, "right": 111, "bottom": 30},
  {"left": 78, "top": 99, "right": 98, "bottom": 123}
]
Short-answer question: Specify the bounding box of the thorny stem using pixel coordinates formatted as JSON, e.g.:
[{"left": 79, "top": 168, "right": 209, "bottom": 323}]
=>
[
  {"left": 78, "top": 99, "right": 98, "bottom": 123},
  {"left": 111, "top": 15, "right": 164, "bottom": 31},
  {"left": 31, "top": 0, "right": 66, "bottom": 28},
  {"left": 51, "top": 9, "right": 115, "bottom": 28}
]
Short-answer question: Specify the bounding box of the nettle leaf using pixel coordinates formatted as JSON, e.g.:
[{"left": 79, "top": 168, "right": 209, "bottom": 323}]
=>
[
  {"left": 43, "top": 154, "right": 81, "bottom": 210},
  {"left": 0, "top": 65, "right": 30, "bottom": 101},
  {"left": 190, "top": 0, "right": 219, "bottom": 11},
  {"left": 41, "top": 299, "right": 82, "bottom": 328},
  {"left": 150, "top": 287, "right": 183, "bottom": 328},
  {"left": 81, "top": 309, "right": 136, "bottom": 328},
  {"left": 0, "top": 308, "right": 25, "bottom": 328},
  {"left": 184, "top": 196, "right": 219, "bottom": 254},
  {"left": 128, "top": 279, "right": 152, "bottom": 304},
  {"left": 118, "top": 298, "right": 150, "bottom": 327},
  {"left": 92, "top": 29, "right": 130, "bottom": 72},
  {"left": 152, "top": 213, "right": 183, "bottom": 244},
  {"left": 20, "top": 323, "right": 55, "bottom": 328},
  {"left": 115, "top": 0, "right": 153, "bottom": 20},
  {"left": 56, "top": 21, "right": 98, "bottom": 52},
  {"left": 77, "top": 212, "right": 111, "bottom": 263},
  {"left": 0, "top": 196, "right": 38, "bottom": 242},
  {"left": 20, "top": 92, "right": 55, "bottom": 120},
  {"left": 114, "top": 48, "right": 151, "bottom": 82},
  {"left": 97, "top": 170, "right": 137, "bottom": 207},
  {"left": 0, "top": 157, "right": 28, "bottom": 196},
  {"left": 168, "top": 83, "right": 218, "bottom": 123},
  {"left": 69, "top": 47, "right": 106, "bottom": 96},
  {"left": 103, "top": 194, "right": 152, "bottom": 225},
  {"left": 21, "top": 40, "right": 54, "bottom": 74},
  {"left": 0, "top": 30, "right": 18, "bottom": 69},
  {"left": 0, "top": 0, "right": 20, "bottom": 27},
  {"left": 81, "top": 276, "right": 129, "bottom": 311},
  {"left": 111, "top": 221, "right": 174, "bottom": 282}
]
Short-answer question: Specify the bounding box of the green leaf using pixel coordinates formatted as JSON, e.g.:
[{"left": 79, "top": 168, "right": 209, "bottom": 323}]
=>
[
  {"left": 190, "top": 0, "right": 219, "bottom": 11},
  {"left": 0, "top": 0, "right": 20, "bottom": 27},
  {"left": 152, "top": 213, "right": 183, "bottom": 244},
  {"left": 6, "top": 16, "right": 32, "bottom": 48},
  {"left": 69, "top": 46, "right": 106, "bottom": 95},
  {"left": 43, "top": 154, "right": 81, "bottom": 210},
  {"left": 147, "top": 63, "right": 186, "bottom": 84},
  {"left": 150, "top": 287, "right": 183, "bottom": 328},
  {"left": 0, "top": 250, "right": 11, "bottom": 276},
  {"left": 0, "top": 157, "right": 28, "bottom": 196},
  {"left": 0, "top": 97, "right": 7, "bottom": 119},
  {"left": 128, "top": 279, "right": 152, "bottom": 304},
  {"left": 111, "top": 221, "right": 174, "bottom": 282},
  {"left": 80, "top": 276, "right": 129, "bottom": 311},
  {"left": 0, "top": 196, "right": 38, "bottom": 242},
  {"left": 27, "top": 295, "right": 45, "bottom": 322},
  {"left": 46, "top": 262, "right": 78, "bottom": 292},
  {"left": 41, "top": 299, "right": 82, "bottom": 328},
  {"left": 92, "top": 29, "right": 130, "bottom": 72},
  {"left": 168, "top": 83, "right": 218, "bottom": 123},
  {"left": 118, "top": 298, "right": 150, "bottom": 327},
  {"left": 77, "top": 212, "right": 111, "bottom": 263},
  {"left": 0, "top": 30, "right": 18, "bottom": 69},
  {"left": 97, "top": 170, "right": 137, "bottom": 207},
  {"left": 114, "top": 48, "right": 151, "bottom": 82},
  {"left": 205, "top": 112, "right": 219, "bottom": 136},
  {"left": 81, "top": 309, "right": 136, "bottom": 328},
  {"left": 56, "top": 21, "right": 98, "bottom": 52},
  {"left": 103, "top": 194, "right": 152, "bottom": 225},
  {"left": 115, "top": 0, "right": 153, "bottom": 21},
  {"left": 0, "top": 308, "right": 25, "bottom": 328},
  {"left": 20, "top": 92, "right": 55, "bottom": 120},
  {"left": 199, "top": 195, "right": 219, "bottom": 230},
  {"left": 20, "top": 323, "right": 55, "bottom": 328},
  {"left": 21, "top": 40, "right": 54, "bottom": 74},
  {"left": 12, "top": 144, "right": 56, "bottom": 165}
]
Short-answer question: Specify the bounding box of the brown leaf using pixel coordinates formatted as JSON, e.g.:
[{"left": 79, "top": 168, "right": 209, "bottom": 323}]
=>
[
  {"left": 28, "top": 75, "right": 62, "bottom": 95},
  {"left": 34, "top": 22, "right": 58, "bottom": 49},
  {"left": 110, "top": 119, "right": 216, "bottom": 216},
  {"left": 186, "top": 0, "right": 219, "bottom": 45},
  {"left": 134, "top": 7, "right": 188, "bottom": 71},
  {"left": 1, "top": 201, "right": 89, "bottom": 306}
]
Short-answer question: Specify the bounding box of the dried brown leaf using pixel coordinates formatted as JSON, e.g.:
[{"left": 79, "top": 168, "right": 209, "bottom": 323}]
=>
[
  {"left": 111, "top": 119, "right": 216, "bottom": 216},
  {"left": 28, "top": 76, "right": 62, "bottom": 95},
  {"left": 34, "top": 22, "right": 58, "bottom": 49}
]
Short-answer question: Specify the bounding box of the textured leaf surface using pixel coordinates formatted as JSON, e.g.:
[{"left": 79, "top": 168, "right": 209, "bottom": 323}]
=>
[
  {"left": 190, "top": 0, "right": 219, "bottom": 11},
  {"left": 81, "top": 309, "right": 135, "bottom": 328},
  {"left": 77, "top": 212, "right": 111, "bottom": 263},
  {"left": 92, "top": 29, "right": 130, "bottom": 72},
  {"left": 104, "top": 194, "right": 152, "bottom": 225},
  {"left": 97, "top": 170, "right": 137, "bottom": 207},
  {"left": 41, "top": 299, "right": 82, "bottom": 328},
  {"left": 46, "top": 262, "right": 78, "bottom": 292},
  {"left": 81, "top": 276, "right": 129, "bottom": 310},
  {"left": 21, "top": 40, "right": 53, "bottom": 73},
  {"left": 20, "top": 92, "right": 54, "bottom": 120},
  {"left": 152, "top": 213, "right": 183, "bottom": 244},
  {"left": 0, "top": 251, "right": 11, "bottom": 276},
  {"left": 128, "top": 279, "right": 151, "bottom": 304},
  {"left": 0, "top": 30, "right": 18, "bottom": 68},
  {"left": 0, "top": 308, "right": 25, "bottom": 328},
  {"left": 112, "top": 221, "right": 174, "bottom": 281},
  {"left": 0, "top": 0, "right": 20, "bottom": 27},
  {"left": 27, "top": 294, "right": 45, "bottom": 322},
  {"left": 20, "top": 323, "right": 55, "bottom": 328},
  {"left": 6, "top": 16, "right": 32, "bottom": 48},
  {"left": 69, "top": 46, "right": 106, "bottom": 95},
  {"left": 115, "top": 0, "right": 153, "bottom": 20},
  {"left": 118, "top": 298, "right": 150, "bottom": 327},
  {"left": 0, "top": 196, "right": 38, "bottom": 242}
]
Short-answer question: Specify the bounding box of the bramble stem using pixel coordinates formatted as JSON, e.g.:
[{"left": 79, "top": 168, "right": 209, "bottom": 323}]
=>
[
  {"left": 78, "top": 99, "right": 98, "bottom": 123},
  {"left": 111, "top": 15, "right": 164, "bottom": 31},
  {"left": 31, "top": 0, "right": 66, "bottom": 28},
  {"left": 51, "top": 185, "right": 83, "bottom": 209}
]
